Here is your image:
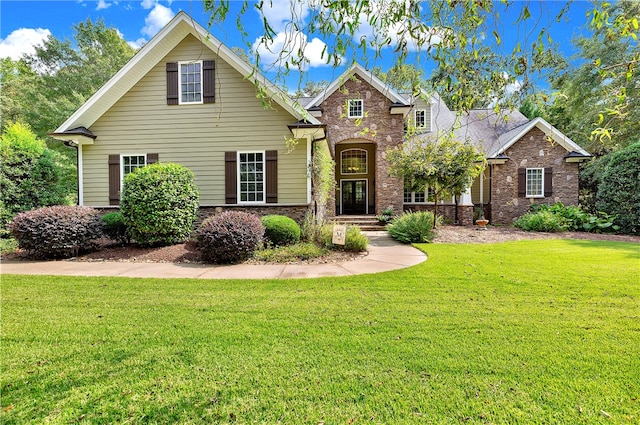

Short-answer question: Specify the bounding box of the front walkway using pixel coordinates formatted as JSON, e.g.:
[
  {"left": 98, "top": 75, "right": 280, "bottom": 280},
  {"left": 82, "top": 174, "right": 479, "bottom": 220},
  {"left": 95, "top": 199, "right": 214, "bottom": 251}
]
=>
[{"left": 1, "top": 232, "right": 426, "bottom": 280}]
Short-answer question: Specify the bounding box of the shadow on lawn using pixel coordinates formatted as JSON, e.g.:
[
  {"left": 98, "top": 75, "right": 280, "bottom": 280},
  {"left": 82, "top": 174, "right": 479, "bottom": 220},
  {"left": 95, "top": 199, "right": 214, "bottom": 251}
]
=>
[{"left": 563, "top": 238, "right": 640, "bottom": 260}]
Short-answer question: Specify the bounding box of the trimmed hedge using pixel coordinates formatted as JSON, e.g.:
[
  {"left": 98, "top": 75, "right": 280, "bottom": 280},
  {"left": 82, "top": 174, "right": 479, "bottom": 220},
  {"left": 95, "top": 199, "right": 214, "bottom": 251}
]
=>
[
  {"left": 120, "top": 163, "right": 199, "bottom": 245},
  {"left": 195, "top": 211, "right": 264, "bottom": 264},
  {"left": 9, "top": 206, "right": 103, "bottom": 258},
  {"left": 262, "top": 215, "right": 301, "bottom": 246}
]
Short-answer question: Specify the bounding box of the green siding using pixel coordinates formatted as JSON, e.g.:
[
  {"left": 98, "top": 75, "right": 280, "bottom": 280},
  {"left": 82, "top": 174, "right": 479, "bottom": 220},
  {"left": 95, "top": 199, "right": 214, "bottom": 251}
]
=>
[{"left": 82, "top": 34, "right": 307, "bottom": 206}]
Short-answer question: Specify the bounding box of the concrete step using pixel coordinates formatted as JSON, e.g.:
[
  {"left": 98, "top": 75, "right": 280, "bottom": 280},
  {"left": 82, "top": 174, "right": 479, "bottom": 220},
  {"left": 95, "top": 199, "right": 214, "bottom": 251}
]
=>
[{"left": 331, "top": 215, "right": 386, "bottom": 231}]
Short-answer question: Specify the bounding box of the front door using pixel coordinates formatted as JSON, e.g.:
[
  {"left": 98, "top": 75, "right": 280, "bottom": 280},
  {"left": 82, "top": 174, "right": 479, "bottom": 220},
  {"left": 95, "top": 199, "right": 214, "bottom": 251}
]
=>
[{"left": 341, "top": 180, "right": 367, "bottom": 214}]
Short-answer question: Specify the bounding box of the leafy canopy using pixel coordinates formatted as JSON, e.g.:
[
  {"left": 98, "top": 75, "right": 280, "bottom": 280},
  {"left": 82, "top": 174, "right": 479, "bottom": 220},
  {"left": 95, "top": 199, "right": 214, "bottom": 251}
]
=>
[{"left": 387, "top": 136, "right": 485, "bottom": 227}]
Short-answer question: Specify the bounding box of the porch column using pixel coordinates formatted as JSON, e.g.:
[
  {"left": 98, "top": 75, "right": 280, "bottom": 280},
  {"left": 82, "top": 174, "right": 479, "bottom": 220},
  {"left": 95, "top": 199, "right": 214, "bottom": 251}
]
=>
[{"left": 457, "top": 187, "right": 474, "bottom": 225}]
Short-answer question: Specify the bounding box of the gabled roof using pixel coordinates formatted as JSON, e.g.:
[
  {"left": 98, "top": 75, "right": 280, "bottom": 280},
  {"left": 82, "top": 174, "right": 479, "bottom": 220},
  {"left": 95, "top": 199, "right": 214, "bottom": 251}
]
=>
[
  {"left": 305, "top": 63, "right": 409, "bottom": 109},
  {"left": 55, "top": 11, "right": 319, "bottom": 133},
  {"left": 414, "top": 106, "right": 590, "bottom": 159},
  {"left": 486, "top": 116, "right": 590, "bottom": 158}
]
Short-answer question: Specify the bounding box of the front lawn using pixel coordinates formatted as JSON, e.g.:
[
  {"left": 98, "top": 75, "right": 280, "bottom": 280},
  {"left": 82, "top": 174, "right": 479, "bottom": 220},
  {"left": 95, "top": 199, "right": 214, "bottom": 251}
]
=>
[{"left": 2, "top": 240, "right": 639, "bottom": 423}]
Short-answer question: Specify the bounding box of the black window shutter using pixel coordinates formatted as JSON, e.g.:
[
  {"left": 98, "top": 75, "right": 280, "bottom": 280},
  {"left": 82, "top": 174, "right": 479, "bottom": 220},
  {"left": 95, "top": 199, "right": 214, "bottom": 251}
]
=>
[
  {"left": 147, "top": 153, "right": 159, "bottom": 164},
  {"left": 517, "top": 168, "right": 526, "bottom": 197},
  {"left": 108, "top": 154, "right": 121, "bottom": 205},
  {"left": 544, "top": 167, "right": 553, "bottom": 197},
  {"left": 166, "top": 62, "right": 178, "bottom": 105},
  {"left": 203, "top": 60, "right": 215, "bottom": 104},
  {"left": 225, "top": 152, "right": 237, "bottom": 204},
  {"left": 266, "top": 150, "right": 278, "bottom": 203}
]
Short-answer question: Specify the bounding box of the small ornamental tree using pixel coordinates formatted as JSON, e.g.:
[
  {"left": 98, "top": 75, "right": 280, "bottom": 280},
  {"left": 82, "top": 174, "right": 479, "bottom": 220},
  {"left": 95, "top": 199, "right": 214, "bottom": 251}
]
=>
[
  {"left": 596, "top": 141, "right": 640, "bottom": 234},
  {"left": 388, "top": 136, "right": 485, "bottom": 227},
  {"left": 120, "top": 162, "right": 200, "bottom": 245}
]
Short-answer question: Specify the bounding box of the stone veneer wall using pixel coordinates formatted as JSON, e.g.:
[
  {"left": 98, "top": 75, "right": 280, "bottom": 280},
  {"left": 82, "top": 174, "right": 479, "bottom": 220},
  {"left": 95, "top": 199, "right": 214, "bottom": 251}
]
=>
[
  {"left": 199, "top": 205, "right": 309, "bottom": 224},
  {"left": 491, "top": 127, "right": 580, "bottom": 224},
  {"left": 404, "top": 204, "right": 474, "bottom": 225},
  {"left": 319, "top": 76, "right": 405, "bottom": 215}
]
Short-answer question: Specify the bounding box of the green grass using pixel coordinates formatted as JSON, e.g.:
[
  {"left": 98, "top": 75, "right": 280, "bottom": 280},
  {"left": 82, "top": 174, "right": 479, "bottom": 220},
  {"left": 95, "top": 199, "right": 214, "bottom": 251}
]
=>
[{"left": 2, "top": 240, "right": 639, "bottom": 424}]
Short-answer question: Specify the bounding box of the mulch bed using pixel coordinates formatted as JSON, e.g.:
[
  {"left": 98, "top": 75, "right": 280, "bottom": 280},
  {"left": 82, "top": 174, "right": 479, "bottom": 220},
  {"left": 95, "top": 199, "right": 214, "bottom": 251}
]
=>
[{"left": 3, "top": 226, "right": 637, "bottom": 264}]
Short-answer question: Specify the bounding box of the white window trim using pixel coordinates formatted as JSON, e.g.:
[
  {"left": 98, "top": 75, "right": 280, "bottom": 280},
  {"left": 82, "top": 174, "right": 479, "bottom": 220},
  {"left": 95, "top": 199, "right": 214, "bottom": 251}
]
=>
[
  {"left": 120, "top": 153, "right": 147, "bottom": 190},
  {"left": 340, "top": 148, "right": 368, "bottom": 175},
  {"left": 414, "top": 109, "right": 427, "bottom": 129},
  {"left": 403, "top": 187, "right": 442, "bottom": 204},
  {"left": 178, "top": 60, "right": 203, "bottom": 105},
  {"left": 347, "top": 99, "right": 363, "bottom": 119},
  {"left": 526, "top": 167, "right": 545, "bottom": 198},
  {"left": 237, "top": 150, "right": 266, "bottom": 204}
]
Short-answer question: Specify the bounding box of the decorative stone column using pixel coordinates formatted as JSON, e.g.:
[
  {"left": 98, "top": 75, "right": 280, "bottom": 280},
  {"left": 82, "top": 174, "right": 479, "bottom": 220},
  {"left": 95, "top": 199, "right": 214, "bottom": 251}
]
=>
[{"left": 457, "top": 187, "right": 474, "bottom": 225}]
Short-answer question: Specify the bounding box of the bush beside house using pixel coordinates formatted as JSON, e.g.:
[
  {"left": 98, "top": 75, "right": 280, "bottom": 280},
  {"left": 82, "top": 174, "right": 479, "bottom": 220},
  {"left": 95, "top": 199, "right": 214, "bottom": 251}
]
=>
[
  {"left": 120, "top": 163, "right": 200, "bottom": 245},
  {"left": 9, "top": 206, "right": 103, "bottom": 258},
  {"left": 195, "top": 211, "right": 264, "bottom": 264}
]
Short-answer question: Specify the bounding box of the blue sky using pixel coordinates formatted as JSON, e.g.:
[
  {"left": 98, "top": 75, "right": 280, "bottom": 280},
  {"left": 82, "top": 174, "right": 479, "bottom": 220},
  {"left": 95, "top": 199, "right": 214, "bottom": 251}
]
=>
[{"left": 1, "top": 1, "right": 593, "bottom": 91}]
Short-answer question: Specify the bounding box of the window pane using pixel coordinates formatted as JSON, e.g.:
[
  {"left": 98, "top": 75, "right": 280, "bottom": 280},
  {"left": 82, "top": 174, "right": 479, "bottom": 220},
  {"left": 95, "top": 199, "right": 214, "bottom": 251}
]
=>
[
  {"left": 238, "top": 152, "right": 265, "bottom": 203},
  {"left": 526, "top": 168, "right": 543, "bottom": 197},
  {"left": 180, "top": 62, "right": 202, "bottom": 104},
  {"left": 341, "top": 149, "right": 367, "bottom": 174}
]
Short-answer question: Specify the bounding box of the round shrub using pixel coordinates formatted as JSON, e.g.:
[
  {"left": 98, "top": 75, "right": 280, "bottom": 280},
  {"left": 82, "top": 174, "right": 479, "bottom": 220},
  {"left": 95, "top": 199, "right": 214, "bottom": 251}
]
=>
[
  {"left": 261, "top": 215, "right": 301, "bottom": 246},
  {"left": 120, "top": 163, "right": 199, "bottom": 245},
  {"left": 513, "top": 210, "right": 568, "bottom": 233},
  {"left": 596, "top": 141, "right": 640, "bottom": 235},
  {"left": 101, "top": 211, "right": 130, "bottom": 245},
  {"left": 9, "top": 205, "right": 103, "bottom": 258},
  {"left": 387, "top": 211, "right": 438, "bottom": 243},
  {"left": 195, "top": 211, "right": 264, "bottom": 264}
]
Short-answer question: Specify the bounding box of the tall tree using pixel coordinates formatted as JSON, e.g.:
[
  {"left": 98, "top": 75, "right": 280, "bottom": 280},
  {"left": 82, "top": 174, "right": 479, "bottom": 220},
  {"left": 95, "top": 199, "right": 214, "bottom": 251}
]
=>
[
  {"left": 373, "top": 63, "right": 424, "bottom": 93},
  {"left": 16, "top": 18, "right": 137, "bottom": 138},
  {"left": 547, "top": 0, "right": 639, "bottom": 152},
  {"left": 0, "top": 18, "right": 137, "bottom": 203}
]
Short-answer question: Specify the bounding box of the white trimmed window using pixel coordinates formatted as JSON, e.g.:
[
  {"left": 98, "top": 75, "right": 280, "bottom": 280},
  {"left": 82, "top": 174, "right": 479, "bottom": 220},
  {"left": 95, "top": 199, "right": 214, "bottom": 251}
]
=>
[
  {"left": 238, "top": 152, "right": 265, "bottom": 203},
  {"left": 179, "top": 61, "right": 202, "bottom": 104},
  {"left": 404, "top": 187, "right": 435, "bottom": 203},
  {"left": 341, "top": 149, "right": 367, "bottom": 174},
  {"left": 348, "top": 99, "right": 363, "bottom": 118},
  {"left": 526, "top": 168, "right": 544, "bottom": 197},
  {"left": 415, "top": 109, "right": 427, "bottom": 128},
  {"left": 122, "top": 154, "right": 146, "bottom": 178}
]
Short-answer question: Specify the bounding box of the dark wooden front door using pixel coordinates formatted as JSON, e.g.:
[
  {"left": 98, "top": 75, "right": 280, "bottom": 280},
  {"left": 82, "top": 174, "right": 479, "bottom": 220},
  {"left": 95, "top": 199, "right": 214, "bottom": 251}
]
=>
[{"left": 341, "top": 180, "right": 367, "bottom": 214}]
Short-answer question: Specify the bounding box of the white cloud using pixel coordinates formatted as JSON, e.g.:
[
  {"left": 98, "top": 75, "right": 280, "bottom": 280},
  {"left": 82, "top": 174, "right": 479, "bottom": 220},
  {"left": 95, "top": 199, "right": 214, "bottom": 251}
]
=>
[
  {"left": 141, "top": 4, "right": 175, "bottom": 38},
  {"left": 128, "top": 38, "right": 147, "bottom": 50},
  {"left": 253, "top": 30, "right": 334, "bottom": 71},
  {"left": 141, "top": 0, "right": 156, "bottom": 9},
  {"left": 96, "top": 0, "right": 112, "bottom": 11},
  {"left": 352, "top": 3, "right": 446, "bottom": 52},
  {"left": 255, "top": 0, "right": 310, "bottom": 33},
  {"left": 0, "top": 28, "right": 51, "bottom": 60}
]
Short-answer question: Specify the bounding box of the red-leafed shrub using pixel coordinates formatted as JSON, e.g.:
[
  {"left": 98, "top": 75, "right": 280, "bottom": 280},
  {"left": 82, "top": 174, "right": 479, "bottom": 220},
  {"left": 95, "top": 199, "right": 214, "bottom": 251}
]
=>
[
  {"left": 195, "top": 211, "right": 264, "bottom": 264},
  {"left": 9, "top": 205, "right": 103, "bottom": 258}
]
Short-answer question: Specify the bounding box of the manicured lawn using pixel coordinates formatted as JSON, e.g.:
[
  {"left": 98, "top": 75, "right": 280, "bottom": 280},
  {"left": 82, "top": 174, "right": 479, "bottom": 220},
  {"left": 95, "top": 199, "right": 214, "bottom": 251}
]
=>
[{"left": 2, "top": 239, "right": 639, "bottom": 424}]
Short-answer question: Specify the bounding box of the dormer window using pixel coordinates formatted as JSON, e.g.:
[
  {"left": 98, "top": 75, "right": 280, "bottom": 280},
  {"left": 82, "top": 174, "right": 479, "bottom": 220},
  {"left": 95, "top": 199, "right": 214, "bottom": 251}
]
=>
[{"left": 348, "top": 99, "right": 363, "bottom": 118}]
